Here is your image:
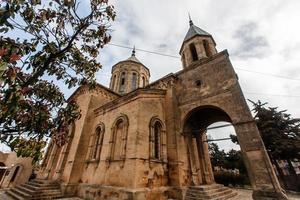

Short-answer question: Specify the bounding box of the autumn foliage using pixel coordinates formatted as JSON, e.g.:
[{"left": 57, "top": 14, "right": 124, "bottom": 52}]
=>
[{"left": 0, "top": 0, "right": 116, "bottom": 162}]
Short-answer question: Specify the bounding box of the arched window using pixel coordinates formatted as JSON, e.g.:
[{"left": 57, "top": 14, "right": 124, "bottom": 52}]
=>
[
  {"left": 142, "top": 76, "right": 146, "bottom": 87},
  {"left": 189, "top": 43, "right": 198, "bottom": 61},
  {"left": 10, "top": 166, "right": 21, "bottom": 183},
  {"left": 88, "top": 123, "right": 105, "bottom": 161},
  {"left": 119, "top": 72, "right": 126, "bottom": 93},
  {"left": 132, "top": 72, "right": 137, "bottom": 90},
  {"left": 182, "top": 53, "right": 187, "bottom": 67},
  {"left": 154, "top": 122, "right": 162, "bottom": 159},
  {"left": 112, "top": 75, "right": 117, "bottom": 90},
  {"left": 108, "top": 115, "right": 129, "bottom": 162},
  {"left": 149, "top": 117, "right": 167, "bottom": 161},
  {"left": 203, "top": 40, "right": 211, "bottom": 57}
]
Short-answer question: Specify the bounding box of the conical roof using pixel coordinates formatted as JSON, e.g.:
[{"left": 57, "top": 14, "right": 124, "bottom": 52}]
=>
[
  {"left": 179, "top": 17, "right": 215, "bottom": 54},
  {"left": 111, "top": 46, "right": 150, "bottom": 73},
  {"left": 125, "top": 55, "right": 142, "bottom": 64},
  {"left": 183, "top": 24, "right": 211, "bottom": 42}
]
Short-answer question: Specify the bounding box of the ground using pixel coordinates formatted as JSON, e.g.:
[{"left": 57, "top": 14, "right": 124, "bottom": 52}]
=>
[
  {"left": 1, "top": 188, "right": 299, "bottom": 199},
  {"left": 231, "top": 189, "right": 300, "bottom": 200}
]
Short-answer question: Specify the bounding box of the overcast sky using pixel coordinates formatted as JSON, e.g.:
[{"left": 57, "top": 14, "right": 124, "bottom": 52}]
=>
[
  {"left": 90, "top": 0, "right": 300, "bottom": 151},
  {"left": 1, "top": 0, "right": 300, "bottom": 152}
]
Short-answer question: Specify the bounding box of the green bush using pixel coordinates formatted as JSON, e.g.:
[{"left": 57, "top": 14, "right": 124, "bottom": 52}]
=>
[{"left": 214, "top": 171, "right": 250, "bottom": 187}]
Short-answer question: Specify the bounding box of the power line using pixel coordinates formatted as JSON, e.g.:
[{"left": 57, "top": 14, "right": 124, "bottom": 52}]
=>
[
  {"left": 107, "top": 42, "right": 300, "bottom": 82},
  {"left": 108, "top": 43, "right": 180, "bottom": 59},
  {"left": 244, "top": 92, "right": 300, "bottom": 98},
  {"left": 235, "top": 68, "right": 300, "bottom": 82}
]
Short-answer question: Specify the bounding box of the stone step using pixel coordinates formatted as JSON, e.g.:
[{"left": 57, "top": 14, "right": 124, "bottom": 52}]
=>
[
  {"left": 6, "top": 190, "right": 25, "bottom": 200},
  {"left": 16, "top": 185, "right": 36, "bottom": 195},
  {"left": 26, "top": 182, "right": 60, "bottom": 189},
  {"left": 5, "top": 178, "right": 63, "bottom": 200},
  {"left": 22, "top": 183, "right": 59, "bottom": 191},
  {"left": 10, "top": 188, "right": 32, "bottom": 198},
  {"left": 188, "top": 184, "right": 223, "bottom": 192},
  {"left": 185, "top": 185, "right": 238, "bottom": 200},
  {"left": 186, "top": 187, "right": 229, "bottom": 196},
  {"left": 31, "top": 179, "right": 58, "bottom": 185},
  {"left": 211, "top": 191, "right": 238, "bottom": 200}
]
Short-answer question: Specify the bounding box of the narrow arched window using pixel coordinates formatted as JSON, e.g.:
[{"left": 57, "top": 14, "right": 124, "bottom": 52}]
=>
[
  {"left": 88, "top": 124, "right": 105, "bottom": 161},
  {"left": 132, "top": 72, "right": 137, "bottom": 90},
  {"left": 154, "top": 122, "right": 162, "bottom": 159},
  {"left": 113, "top": 119, "right": 124, "bottom": 160},
  {"left": 182, "top": 53, "right": 187, "bottom": 67},
  {"left": 203, "top": 40, "right": 211, "bottom": 57},
  {"left": 10, "top": 166, "right": 20, "bottom": 182},
  {"left": 149, "top": 118, "right": 166, "bottom": 161},
  {"left": 189, "top": 43, "right": 198, "bottom": 61},
  {"left": 112, "top": 75, "right": 117, "bottom": 90},
  {"left": 119, "top": 72, "right": 126, "bottom": 93},
  {"left": 142, "top": 76, "right": 146, "bottom": 87},
  {"left": 108, "top": 115, "right": 129, "bottom": 163}
]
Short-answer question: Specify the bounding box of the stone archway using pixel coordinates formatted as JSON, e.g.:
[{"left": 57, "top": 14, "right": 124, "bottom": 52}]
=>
[
  {"left": 182, "top": 105, "right": 288, "bottom": 200},
  {"left": 183, "top": 106, "right": 232, "bottom": 186}
]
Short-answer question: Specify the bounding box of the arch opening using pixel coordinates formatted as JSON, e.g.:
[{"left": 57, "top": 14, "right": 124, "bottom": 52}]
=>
[
  {"left": 189, "top": 43, "right": 198, "bottom": 61},
  {"left": 183, "top": 106, "right": 249, "bottom": 186}
]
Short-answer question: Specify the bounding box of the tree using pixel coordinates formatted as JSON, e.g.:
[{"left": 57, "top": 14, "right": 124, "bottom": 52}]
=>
[
  {"left": 224, "top": 149, "right": 247, "bottom": 174},
  {"left": 250, "top": 100, "right": 300, "bottom": 160},
  {"left": 208, "top": 142, "right": 226, "bottom": 168},
  {"left": 251, "top": 100, "right": 300, "bottom": 177},
  {"left": 0, "top": 0, "right": 116, "bottom": 162},
  {"left": 231, "top": 100, "right": 300, "bottom": 174}
]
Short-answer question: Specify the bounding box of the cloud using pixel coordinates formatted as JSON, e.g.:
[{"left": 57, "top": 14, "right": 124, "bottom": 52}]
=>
[{"left": 232, "top": 22, "right": 269, "bottom": 59}]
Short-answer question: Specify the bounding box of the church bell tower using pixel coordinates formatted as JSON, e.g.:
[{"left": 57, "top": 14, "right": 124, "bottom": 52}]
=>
[{"left": 179, "top": 17, "right": 218, "bottom": 68}]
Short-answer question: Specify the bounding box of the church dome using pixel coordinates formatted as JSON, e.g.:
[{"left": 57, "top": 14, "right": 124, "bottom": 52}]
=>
[{"left": 109, "top": 47, "right": 150, "bottom": 95}]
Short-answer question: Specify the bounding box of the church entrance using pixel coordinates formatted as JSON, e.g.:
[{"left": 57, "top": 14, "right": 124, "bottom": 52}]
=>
[{"left": 183, "top": 106, "right": 238, "bottom": 186}]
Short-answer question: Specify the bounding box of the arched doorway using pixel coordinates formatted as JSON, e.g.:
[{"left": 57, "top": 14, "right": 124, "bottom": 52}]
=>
[{"left": 183, "top": 106, "right": 236, "bottom": 185}]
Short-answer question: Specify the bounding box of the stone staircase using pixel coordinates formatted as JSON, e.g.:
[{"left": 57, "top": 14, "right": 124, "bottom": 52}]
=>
[
  {"left": 185, "top": 184, "right": 238, "bottom": 200},
  {"left": 5, "top": 179, "right": 63, "bottom": 200}
]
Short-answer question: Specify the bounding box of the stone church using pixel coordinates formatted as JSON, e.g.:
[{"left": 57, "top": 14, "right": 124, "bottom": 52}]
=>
[{"left": 40, "top": 19, "right": 287, "bottom": 200}]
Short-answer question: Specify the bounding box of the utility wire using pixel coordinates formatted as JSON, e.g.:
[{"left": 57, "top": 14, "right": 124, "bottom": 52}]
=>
[
  {"left": 107, "top": 42, "right": 300, "bottom": 82},
  {"left": 108, "top": 43, "right": 180, "bottom": 59}
]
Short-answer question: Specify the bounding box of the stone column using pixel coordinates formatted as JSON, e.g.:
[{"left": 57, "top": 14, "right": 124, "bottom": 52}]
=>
[
  {"left": 195, "top": 132, "right": 214, "bottom": 185},
  {"left": 202, "top": 132, "right": 214, "bottom": 183},
  {"left": 44, "top": 144, "right": 57, "bottom": 179},
  {"left": 186, "top": 134, "right": 200, "bottom": 185},
  {"left": 53, "top": 144, "right": 68, "bottom": 180}
]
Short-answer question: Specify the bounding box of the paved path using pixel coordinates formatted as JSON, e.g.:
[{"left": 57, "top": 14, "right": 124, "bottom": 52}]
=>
[{"left": 232, "top": 188, "right": 300, "bottom": 200}]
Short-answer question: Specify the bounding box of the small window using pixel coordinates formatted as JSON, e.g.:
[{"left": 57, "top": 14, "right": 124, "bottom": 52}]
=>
[
  {"left": 112, "top": 75, "right": 116, "bottom": 90},
  {"left": 142, "top": 77, "right": 146, "bottom": 87},
  {"left": 189, "top": 43, "right": 198, "bottom": 61},
  {"left": 132, "top": 73, "right": 137, "bottom": 90},
  {"left": 149, "top": 118, "right": 165, "bottom": 161},
  {"left": 154, "top": 122, "right": 162, "bottom": 159},
  {"left": 203, "top": 40, "right": 211, "bottom": 57},
  {"left": 119, "top": 72, "right": 126, "bottom": 93},
  {"left": 195, "top": 80, "right": 202, "bottom": 87}
]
